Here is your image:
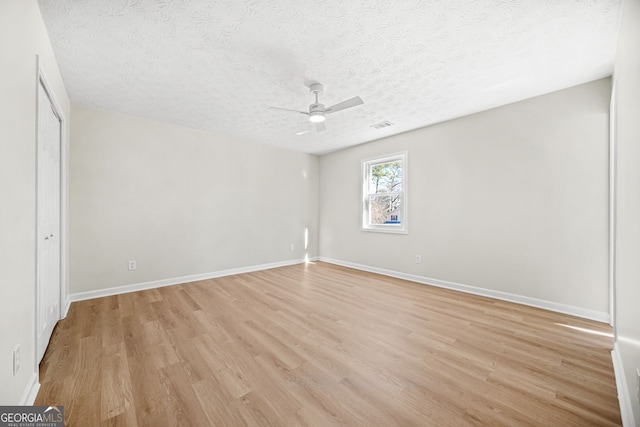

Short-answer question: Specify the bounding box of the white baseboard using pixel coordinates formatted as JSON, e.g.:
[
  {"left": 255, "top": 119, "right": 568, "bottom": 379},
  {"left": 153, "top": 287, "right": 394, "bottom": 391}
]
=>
[
  {"left": 319, "top": 257, "right": 610, "bottom": 323},
  {"left": 611, "top": 343, "right": 636, "bottom": 427},
  {"left": 69, "top": 257, "right": 318, "bottom": 303},
  {"left": 19, "top": 372, "right": 40, "bottom": 405},
  {"left": 66, "top": 255, "right": 607, "bottom": 322}
]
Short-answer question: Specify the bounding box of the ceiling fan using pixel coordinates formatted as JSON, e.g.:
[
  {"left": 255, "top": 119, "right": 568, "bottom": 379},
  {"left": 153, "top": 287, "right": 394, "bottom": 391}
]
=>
[{"left": 269, "top": 83, "right": 364, "bottom": 132}]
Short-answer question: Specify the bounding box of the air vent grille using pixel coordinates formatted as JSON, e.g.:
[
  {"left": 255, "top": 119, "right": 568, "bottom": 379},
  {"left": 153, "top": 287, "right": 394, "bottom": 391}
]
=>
[{"left": 371, "top": 120, "right": 394, "bottom": 129}]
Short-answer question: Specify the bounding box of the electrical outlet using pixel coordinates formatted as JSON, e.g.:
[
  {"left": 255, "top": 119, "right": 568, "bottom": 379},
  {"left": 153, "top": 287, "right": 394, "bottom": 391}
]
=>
[
  {"left": 290, "top": 243, "right": 295, "bottom": 252},
  {"left": 13, "top": 345, "right": 20, "bottom": 376},
  {"left": 128, "top": 260, "right": 136, "bottom": 271},
  {"left": 415, "top": 255, "right": 422, "bottom": 264}
]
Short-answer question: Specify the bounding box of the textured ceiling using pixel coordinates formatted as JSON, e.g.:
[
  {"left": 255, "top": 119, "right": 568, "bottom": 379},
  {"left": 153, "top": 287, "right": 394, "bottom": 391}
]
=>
[{"left": 38, "top": 0, "right": 621, "bottom": 154}]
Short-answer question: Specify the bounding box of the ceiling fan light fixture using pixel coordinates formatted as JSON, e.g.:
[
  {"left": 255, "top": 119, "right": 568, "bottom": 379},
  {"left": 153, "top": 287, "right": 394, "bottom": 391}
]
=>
[{"left": 309, "top": 112, "right": 325, "bottom": 123}]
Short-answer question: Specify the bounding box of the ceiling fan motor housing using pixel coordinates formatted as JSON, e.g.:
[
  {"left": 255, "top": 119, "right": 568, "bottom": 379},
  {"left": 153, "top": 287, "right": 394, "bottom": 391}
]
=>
[{"left": 309, "top": 103, "right": 325, "bottom": 113}]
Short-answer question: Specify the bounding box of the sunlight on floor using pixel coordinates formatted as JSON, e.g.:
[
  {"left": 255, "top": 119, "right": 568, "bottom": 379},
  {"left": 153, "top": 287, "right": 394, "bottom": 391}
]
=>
[{"left": 555, "top": 323, "right": 613, "bottom": 338}]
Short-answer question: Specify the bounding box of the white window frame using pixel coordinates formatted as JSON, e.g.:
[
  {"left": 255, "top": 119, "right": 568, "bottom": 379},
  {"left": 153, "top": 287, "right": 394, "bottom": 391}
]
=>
[{"left": 361, "top": 151, "right": 408, "bottom": 234}]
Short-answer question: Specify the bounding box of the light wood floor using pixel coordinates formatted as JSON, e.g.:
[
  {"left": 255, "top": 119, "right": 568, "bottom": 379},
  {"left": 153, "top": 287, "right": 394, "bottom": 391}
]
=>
[{"left": 36, "top": 262, "right": 621, "bottom": 426}]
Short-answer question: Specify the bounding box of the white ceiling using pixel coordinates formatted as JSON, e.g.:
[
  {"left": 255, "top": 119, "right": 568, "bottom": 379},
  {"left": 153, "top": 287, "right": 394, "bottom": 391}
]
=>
[{"left": 38, "top": 0, "right": 621, "bottom": 155}]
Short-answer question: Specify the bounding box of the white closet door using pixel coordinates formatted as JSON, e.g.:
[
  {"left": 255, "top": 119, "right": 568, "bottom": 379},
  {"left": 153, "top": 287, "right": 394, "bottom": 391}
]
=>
[{"left": 36, "top": 82, "right": 61, "bottom": 363}]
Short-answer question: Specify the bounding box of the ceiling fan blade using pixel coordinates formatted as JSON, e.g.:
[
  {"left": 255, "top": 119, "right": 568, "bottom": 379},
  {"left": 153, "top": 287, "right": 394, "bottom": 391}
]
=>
[
  {"left": 315, "top": 122, "right": 327, "bottom": 132},
  {"left": 325, "top": 96, "right": 363, "bottom": 114},
  {"left": 269, "top": 106, "right": 309, "bottom": 115}
]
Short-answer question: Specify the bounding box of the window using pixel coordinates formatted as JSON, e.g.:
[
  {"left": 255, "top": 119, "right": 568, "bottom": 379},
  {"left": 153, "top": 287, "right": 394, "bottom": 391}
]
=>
[{"left": 362, "top": 152, "right": 407, "bottom": 233}]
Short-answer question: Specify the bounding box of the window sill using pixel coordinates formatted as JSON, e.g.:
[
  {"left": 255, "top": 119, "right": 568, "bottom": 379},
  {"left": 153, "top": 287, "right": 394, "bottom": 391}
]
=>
[{"left": 361, "top": 227, "right": 408, "bottom": 235}]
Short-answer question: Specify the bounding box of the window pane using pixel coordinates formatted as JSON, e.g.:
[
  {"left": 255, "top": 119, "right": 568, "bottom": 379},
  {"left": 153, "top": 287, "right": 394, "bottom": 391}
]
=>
[
  {"left": 362, "top": 151, "right": 407, "bottom": 234},
  {"left": 369, "top": 161, "right": 402, "bottom": 194},
  {"left": 369, "top": 195, "right": 402, "bottom": 225}
]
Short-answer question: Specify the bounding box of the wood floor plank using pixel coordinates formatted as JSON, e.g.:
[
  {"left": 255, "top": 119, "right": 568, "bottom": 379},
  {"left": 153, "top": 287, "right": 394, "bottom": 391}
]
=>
[
  {"left": 100, "top": 342, "right": 134, "bottom": 421},
  {"left": 157, "top": 363, "right": 211, "bottom": 427},
  {"left": 101, "top": 408, "right": 138, "bottom": 427},
  {"left": 192, "top": 377, "right": 248, "bottom": 426},
  {"left": 36, "top": 262, "right": 622, "bottom": 426}
]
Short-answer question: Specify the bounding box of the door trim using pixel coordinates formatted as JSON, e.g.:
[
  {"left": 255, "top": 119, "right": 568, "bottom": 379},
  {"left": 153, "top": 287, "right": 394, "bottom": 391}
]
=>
[
  {"left": 35, "top": 56, "right": 67, "bottom": 369},
  {"left": 609, "top": 80, "right": 617, "bottom": 336}
]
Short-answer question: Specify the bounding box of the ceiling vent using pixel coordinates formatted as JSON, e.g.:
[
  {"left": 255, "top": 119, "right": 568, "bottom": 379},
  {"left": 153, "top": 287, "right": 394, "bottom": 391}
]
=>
[{"left": 371, "top": 120, "right": 394, "bottom": 129}]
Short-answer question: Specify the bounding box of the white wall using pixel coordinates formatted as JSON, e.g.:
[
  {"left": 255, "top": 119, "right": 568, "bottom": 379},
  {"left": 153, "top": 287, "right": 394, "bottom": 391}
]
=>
[
  {"left": 613, "top": 0, "right": 640, "bottom": 423},
  {"left": 0, "top": 0, "right": 70, "bottom": 404},
  {"left": 320, "top": 79, "right": 610, "bottom": 318},
  {"left": 69, "top": 105, "right": 319, "bottom": 294}
]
